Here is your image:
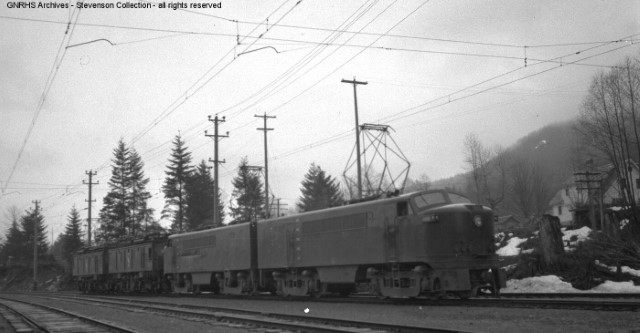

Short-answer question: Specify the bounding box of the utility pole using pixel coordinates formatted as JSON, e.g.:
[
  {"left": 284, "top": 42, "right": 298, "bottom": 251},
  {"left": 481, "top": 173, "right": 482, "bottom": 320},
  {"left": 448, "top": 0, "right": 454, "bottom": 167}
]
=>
[
  {"left": 341, "top": 77, "right": 367, "bottom": 199},
  {"left": 32, "top": 200, "right": 40, "bottom": 291},
  {"left": 83, "top": 170, "right": 98, "bottom": 246},
  {"left": 574, "top": 171, "right": 602, "bottom": 230},
  {"left": 273, "top": 197, "right": 288, "bottom": 217},
  {"left": 206, "top": 115, "right": 228, "bottom": 228},
  {"left": 241, "top": 165, "right": 263, "bottom": 221},
  {"left": 255, "top": 113, "right": 275, "bottom": 219}
]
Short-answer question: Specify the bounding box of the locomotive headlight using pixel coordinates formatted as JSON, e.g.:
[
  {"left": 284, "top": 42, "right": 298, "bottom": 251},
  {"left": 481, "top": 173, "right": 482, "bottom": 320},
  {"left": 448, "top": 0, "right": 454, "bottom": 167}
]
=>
[
  {"left": 473, "top": 215, "right": 483, "bottom": 227},
  {"left": 422, "top": 214, "right": 439, "bottom": 223}
]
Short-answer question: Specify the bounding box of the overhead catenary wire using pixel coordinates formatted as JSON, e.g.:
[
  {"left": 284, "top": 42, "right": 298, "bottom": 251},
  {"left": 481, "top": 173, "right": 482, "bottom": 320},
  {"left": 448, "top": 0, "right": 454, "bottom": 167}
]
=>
[
  {"left": 268, "top": 36, "right": 639, "bottom": 164},
  {"left": 1, "top": 8, "right": 82, "bottom": 195}
]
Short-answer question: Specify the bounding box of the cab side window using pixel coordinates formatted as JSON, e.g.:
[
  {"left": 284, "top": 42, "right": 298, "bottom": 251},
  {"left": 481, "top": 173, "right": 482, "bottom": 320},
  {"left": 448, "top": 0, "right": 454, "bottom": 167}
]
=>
[{"left": 397, "top": 201, "right": 409, "bottom": 217}]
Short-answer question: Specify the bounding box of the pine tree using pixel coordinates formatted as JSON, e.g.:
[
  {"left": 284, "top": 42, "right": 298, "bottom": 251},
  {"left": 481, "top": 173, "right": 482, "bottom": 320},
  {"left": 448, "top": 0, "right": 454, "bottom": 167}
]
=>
[
  {"left": 61, "top": 206, "right": 84, "bottom": 267},
  {"left": 97, "top": 139, "right": 153, "bottom": 242},
  {"left": 20, "top": 206, "right": 48, "bottom": 260},
  {"left": 128, "top": 148, "right": 153, "bottom": 236},
  {"left": 297, "top": 163, "right": 344, "bottom": 212},
  {"left": 98, "top": 138, "right": 130, "bottom": 243},
  {"left": 230, "top": 157, "right": 264, "bottom": 223},
  {"left": 162, "top": 134, "right": 193, "bottom": 232},
  {"left": 185, "top": 160, "right": 225, "bottom": 230},
  {"left": 1, "top": 208, "right": 25, "bottom": 263}
]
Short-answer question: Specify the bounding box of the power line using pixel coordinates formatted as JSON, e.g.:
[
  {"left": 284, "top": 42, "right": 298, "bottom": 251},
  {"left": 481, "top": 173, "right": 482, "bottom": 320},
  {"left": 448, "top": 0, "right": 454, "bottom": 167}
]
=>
[
  {"left": 5, "top": 15, "right": 636, "bottom": 61},
  {"left": 219, "top": 0, "right": 381, "bottom": 120},
  {"left": 2, "top": 9, "right": 82, "bottom": 195}
]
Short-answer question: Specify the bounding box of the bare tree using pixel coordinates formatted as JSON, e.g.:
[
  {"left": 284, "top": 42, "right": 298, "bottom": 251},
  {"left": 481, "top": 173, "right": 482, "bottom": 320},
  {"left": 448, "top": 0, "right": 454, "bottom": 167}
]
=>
[
  {"left": 463, "top": 133, "right": 507, "bottom": 210},
  {"left": 577, "top": 57, "right": 640, "bottom": 233}
]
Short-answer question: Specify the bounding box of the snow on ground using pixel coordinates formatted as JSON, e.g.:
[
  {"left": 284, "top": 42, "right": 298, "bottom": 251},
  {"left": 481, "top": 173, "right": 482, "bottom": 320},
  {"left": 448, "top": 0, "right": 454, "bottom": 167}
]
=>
[
  {"left": 496, "top": 227, "right": 640, "bottom": 293},
  {"left": 596, "top": 260, "right": 640, "bottom": 277},
  {"left": 496, "top": 227, "right": 593, "bottom": 257},
  {"left": 562, "top": 226, "right": 592, "bottom": 251},
  {"left": 496, "top": 237, "right": 527, "bottom": 256},
  {"left": 503, "top": 275, "right": 640, "bottom": 293}
]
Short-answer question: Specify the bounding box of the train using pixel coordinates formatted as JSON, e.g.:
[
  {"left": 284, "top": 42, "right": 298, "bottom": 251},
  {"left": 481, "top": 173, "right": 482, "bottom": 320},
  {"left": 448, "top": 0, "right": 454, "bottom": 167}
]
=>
[{"left": 73, "top": 189, "right": 505, "bottom": 298}]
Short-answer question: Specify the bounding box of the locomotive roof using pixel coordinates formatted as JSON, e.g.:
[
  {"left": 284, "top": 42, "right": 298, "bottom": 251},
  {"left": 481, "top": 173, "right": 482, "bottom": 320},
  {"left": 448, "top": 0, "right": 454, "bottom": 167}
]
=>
[{"left": 168, "top": 189, "right": 466, "bottom": 240}]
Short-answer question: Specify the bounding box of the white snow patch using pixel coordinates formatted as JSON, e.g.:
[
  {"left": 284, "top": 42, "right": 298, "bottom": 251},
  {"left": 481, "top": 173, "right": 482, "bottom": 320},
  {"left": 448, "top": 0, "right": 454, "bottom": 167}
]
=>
[
  {"left": 504, "top": 275, "right": 640, "bottom": 293},
  {"left": 595, "top": 260, "right": 640, "bottom": 277},
  {"left": 503, "top": 275, "right": 580, "bottom": 293},
  {"left": 591, "top": 280, "right": 640, "bottom": 293},
  {"left": 562, "top": 226, "right": 591, "bottom": 243},
  {"left": 496, "top": 237, "right": 527, "bottom": 256}
]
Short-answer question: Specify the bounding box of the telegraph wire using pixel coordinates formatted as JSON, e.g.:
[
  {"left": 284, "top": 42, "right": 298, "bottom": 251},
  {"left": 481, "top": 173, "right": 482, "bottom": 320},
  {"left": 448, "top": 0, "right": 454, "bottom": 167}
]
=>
[
  {"left": 268, "top": 37, "right": 638, "bottom": 164},
  {"left": 266, "top": 0, "right": 432, "bottom": 116},
  {"left": 148, "top": 7, "right": 634, "bottom": 50},
  {"left": 126, "top": 0, "right": 299, "bottom": 148},
  {"left": 3, "top": 15, "right": 636, "bottom": 62},
  {"left": 379, "top": 35, "right": 640, "bottom": 124},
  {"left": 219, "top": 0, "right": 381, "bottom": 119},
  {"left": 1, "top": 8, "right": 82, "bottom": 195}
]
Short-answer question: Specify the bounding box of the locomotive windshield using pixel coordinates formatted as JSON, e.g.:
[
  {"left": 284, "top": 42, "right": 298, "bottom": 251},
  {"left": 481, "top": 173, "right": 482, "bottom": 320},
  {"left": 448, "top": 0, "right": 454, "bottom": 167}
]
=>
[{"left": 412, "top": 191, "right": 471, "bottom": 210}]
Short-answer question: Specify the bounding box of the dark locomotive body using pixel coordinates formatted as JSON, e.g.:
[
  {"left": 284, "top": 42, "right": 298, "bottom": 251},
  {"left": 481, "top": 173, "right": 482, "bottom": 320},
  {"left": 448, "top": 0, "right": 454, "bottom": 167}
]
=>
[
  {"left": 161, "top": 189, "right": 505, "bottom": 298},
  {"left": 73, "top": 246, "right": 108, "bottom": 292},
  {"left": 72, "top": 234, "right": 167, "bottom": 293}
]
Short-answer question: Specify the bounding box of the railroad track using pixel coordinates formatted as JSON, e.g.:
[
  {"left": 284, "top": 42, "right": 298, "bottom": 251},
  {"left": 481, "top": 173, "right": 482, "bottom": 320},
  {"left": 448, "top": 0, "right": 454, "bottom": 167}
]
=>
[
  {"left": 36, "top": 290, "right": 640, "bottom": 311},
  {"left": 498, "top": 292, "right": 640, "bottom": 299},
  {"left": 24, "top": 294, "right": 477, "bottom": 333},
  {"left": 0, "top": 296, "right": 139, "bottom": 333}
]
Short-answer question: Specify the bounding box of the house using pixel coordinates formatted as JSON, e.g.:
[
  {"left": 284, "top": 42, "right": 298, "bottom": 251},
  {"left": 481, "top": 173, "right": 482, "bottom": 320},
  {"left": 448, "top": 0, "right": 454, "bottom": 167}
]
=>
[{"left": 547, "top": 160, "right": 640, "bottom": 227}]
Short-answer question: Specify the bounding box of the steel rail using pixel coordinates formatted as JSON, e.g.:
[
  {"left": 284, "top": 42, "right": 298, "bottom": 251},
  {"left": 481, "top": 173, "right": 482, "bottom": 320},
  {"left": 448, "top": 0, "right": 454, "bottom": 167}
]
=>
[{"left": 32, "top": 294, "right": 479, "bottom": 333}]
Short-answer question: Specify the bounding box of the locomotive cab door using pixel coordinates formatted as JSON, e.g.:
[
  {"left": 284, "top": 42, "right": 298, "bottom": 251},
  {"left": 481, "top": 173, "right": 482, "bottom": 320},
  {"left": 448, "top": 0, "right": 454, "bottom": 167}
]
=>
[{"left": 385, "top": 201, "right": 411, "bottom": 262}]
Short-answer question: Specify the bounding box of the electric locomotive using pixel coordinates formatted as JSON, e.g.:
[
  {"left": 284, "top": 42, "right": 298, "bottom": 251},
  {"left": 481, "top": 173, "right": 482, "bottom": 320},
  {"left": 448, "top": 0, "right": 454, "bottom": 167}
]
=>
[
  {"left": 163, "top": 189, "right": 505, "bottom": 298},
  {"left": 73, "top": 233, "right": 168, "bottom": 293}
]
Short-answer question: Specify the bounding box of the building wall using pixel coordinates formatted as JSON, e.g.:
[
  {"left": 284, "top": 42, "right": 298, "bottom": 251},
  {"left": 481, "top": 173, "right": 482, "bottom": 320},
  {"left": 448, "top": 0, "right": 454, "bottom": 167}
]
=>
[
  {"left": 547, "top": 185, "right": 580, "bottom": 226},
  {"left": 603, "top": 167, "right": 640, "bottom": 205}
]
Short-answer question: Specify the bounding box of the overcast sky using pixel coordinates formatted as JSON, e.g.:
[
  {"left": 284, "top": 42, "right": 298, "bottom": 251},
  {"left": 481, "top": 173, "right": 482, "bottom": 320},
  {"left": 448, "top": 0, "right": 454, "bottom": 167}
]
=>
[{"left": 1, "top": 0, "right": 639, "bottom": 241}]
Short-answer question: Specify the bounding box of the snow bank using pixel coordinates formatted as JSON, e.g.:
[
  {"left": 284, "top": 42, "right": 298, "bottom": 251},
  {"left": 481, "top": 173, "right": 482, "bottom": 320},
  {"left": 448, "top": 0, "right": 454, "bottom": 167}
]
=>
[
  {"left": 503, "top": 275, "right": 581, "bottom": 293},
  {"left": 496, "top": 237, "right": 527, "bottom": 256},
  {"left": 591, "top": 280, "right": 640, "bottom": 293},
  {"left": 503, "top": 275, "right": 640, "bottom": 293}
]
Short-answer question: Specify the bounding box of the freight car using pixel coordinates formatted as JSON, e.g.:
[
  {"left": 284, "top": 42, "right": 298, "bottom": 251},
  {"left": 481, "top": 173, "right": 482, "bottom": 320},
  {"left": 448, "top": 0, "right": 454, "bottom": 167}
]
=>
[
  {"left": 162, "top": 189, "right": 505, "bottom": 298},
  {"left": 73, "top": 233, "right": 168, "bottom": 293}
]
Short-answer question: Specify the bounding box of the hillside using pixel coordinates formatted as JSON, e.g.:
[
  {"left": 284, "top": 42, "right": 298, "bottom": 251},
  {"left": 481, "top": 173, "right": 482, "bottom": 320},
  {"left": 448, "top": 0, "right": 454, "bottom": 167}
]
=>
[{"left": 432, "top": 119, "right": 595, "bottom": 220}]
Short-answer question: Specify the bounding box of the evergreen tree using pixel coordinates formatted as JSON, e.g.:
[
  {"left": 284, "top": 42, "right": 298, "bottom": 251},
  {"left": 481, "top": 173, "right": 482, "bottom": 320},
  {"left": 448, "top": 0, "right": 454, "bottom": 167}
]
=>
[
  {"left": 297, "top": 163, "right": 344, "bottom": 212},
  {"left": 98, "top": 138, "right": 130, "bottom": 243},
  {"left": 20, "top": 205, "right": 48, "bottom": 260},
  {"left": 162, "top": 134, "right": 193, "bottom": 232},
  {"left": 61, "top": 206, "right": 84, "bottom": 267},
  {"left": 230, "top": 157, "right": 264, "bottom": 223},
  {"left": 127, "top": 148, "right": 153, "bottom": 236},
  {"left": 185, "top": 160, "right": 225, "bottom": 230},
  {"left": 1, "top": 208, "right": 25, "bottom": 263},
  {"left": 97, "top": 139, "right": 153, "bottom": 242}
]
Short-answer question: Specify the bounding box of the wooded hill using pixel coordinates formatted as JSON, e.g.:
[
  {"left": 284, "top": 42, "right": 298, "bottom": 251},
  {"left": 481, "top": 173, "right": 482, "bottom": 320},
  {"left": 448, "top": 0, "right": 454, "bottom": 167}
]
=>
[{"left": 432, "top": 119, "right": 597, "bottom": 223}]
